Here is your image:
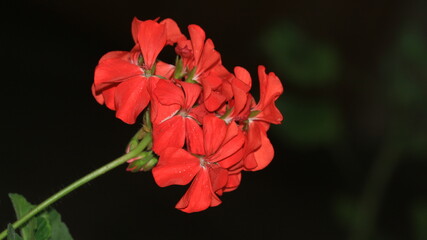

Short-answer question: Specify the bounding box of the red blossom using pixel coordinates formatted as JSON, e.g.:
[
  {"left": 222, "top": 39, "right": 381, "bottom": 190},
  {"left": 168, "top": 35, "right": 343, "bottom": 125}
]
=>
[
  {"left": 152, "top": 115, "right": 245, "bottom": 213},
  {"left": 93, "top": 17, "right": 284, "bottom": 213},
  {"left": 150, "top": 79, "right": 204, "bottom": 155}
]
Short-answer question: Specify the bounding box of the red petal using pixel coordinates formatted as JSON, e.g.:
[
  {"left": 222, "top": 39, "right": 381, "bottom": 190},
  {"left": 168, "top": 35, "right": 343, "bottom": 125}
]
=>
[
  {"left": 152, "top": 116, "right": 185, "bottom": 154},
  {"left": 185, "top": 118, "right": 205, "bottom": 156},
  {"left": 251, "top": 130, "right": 275, "bottom": 171},
  {"left": 180, "top": 81, "right": 202, "bottom": 109},
  {"left": 210, "top": 122, "right": 245, "bottom": 164},
  {"left": 161, "top": 18, "right": 186, "bottom": 45},
  {"left": 153, "top": 79, "right": 184, "bottom": 106},
  {"left": 244, "top": 121, "right": 263, "bottom": 155},
  {"left": 243, "top": 153, "right": 258, "bottom": 170},
  {"left": 175, "top": 168, "right": 221, "bottom": 213},
  {"left": 204, "top": 91, "right": 226, "bottom": 112},
  {"left": 254, "top": 66, "right": 283, "bottom": 124},
  {"left": 114, "top": 76, "right": 150, "bottom": 124},
  {"left": 138, "top": 20, "right": 166, "bottom": 69},
  {"left": 188, "top": 24, "right": 206, "bottom": 64},
  {"left": 155, "top": 61, "right": 175, "bottom": 79},
  {"left": 101, "top": 87, "right": 117, "bottom": 111},
  {"left": 218, "top": 148, "right": 244, "bottom": 169},
  {"left": 131, "top": 17, "right": 142, "bottom": 44},
  {"left": 91, "top": 84, "right": 104, "bottom": 105},
  {"left": 98, "top": 51, "right": 130, "bottom": 63},
  {"left": 152, "top": 148, "right": 200, "bottom": 187},
  {"left": 231, "top": 77, "right": 250, "bottom": 116},
  {"left": 254, "top": 101, "right": 283, "bottom": 124},
  {"left": 195, "top": 39, "right": 221, "bottom": 79},
  {"left": 212, "top": 64, "right": 234, "bottom": 83},
  {"left": 202, "top": 73, "right": 223, "bottom": 89},
  {"left": 150, "top": 94, "right": 180, "bottom": 125},
  {"left": 234, "top": 66, "right": 252, "bottom": 88},
  {"left": 223, "top": 121, "right": 240, "bottom": 144},
  {"left": 224, "top": 172, "right": 242, "bottom": 193},
  {"left": 94, "top": 57, "right": 142, "bottom": 91},
  {"left": 203, "top": 115, "right": 227, "bottom": 156},
  {"left": 209, "top": 165, "right": 229, "bottom": 194},
  {"left": 220, "top": 80, "right": 233, "bottom": 100},
  {"left": 189, "top": 103, "right": 208, "bottom": 124}
]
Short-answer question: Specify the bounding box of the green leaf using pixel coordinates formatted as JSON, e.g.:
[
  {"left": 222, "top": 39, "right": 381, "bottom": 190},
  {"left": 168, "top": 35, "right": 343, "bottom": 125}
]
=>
[
  {"left": 8, "top": 194, "right": 35, "bottom": 220},
  {"left": 7, "top": 194, "right": 73, "bottom": 240},
  {"left": 34, "top": 215, "right": 51, "bottom": 240},
  {"left": 8, "top": 193, "right": 36, "bottom": 240},
  {"left": 47, "top": 209, "right": 73, "bottom": 240},
  {"left": 7, "top": 224, "right": 23, "bottom": 240}
]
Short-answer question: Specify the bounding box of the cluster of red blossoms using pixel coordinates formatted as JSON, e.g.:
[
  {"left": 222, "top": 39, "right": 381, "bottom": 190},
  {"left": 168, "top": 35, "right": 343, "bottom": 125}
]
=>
[{"left": 92, "top": 17, "right": 284, "bottom": 213}]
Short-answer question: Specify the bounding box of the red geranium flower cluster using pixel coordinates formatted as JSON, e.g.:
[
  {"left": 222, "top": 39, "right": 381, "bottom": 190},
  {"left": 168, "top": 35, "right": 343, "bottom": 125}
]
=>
[{"left": 92, "top": 17, "right": 283, "bottom": 213}]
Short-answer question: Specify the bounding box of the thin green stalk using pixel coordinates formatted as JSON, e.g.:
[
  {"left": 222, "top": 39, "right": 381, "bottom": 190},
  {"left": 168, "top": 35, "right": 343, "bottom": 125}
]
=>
[{"left": 0, "top": 133, "right": 152, "bottom": 240}]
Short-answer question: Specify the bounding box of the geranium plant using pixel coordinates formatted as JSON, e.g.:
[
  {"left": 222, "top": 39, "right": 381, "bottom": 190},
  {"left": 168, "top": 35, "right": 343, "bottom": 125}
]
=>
[{"left": 0, "top": 17, "right": 283, "bottom": 239}]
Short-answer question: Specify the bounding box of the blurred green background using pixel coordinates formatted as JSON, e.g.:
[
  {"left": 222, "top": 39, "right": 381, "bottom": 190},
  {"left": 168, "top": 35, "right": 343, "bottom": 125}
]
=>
[{"left": 1, "top": 0, "right": 426, "bottom": 239}]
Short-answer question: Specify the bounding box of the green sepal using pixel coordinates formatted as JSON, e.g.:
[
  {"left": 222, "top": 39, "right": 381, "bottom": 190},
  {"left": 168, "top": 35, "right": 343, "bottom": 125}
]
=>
[
  {"left": 185, "top": 67, "right": 197, "bottom": 83},
  {"left": 150, "top": 62, "right": 156, "bottom": 76},
  {"left": 137, "top": 54, "right": 144, "bottom": 66},
  {"left": 173, "top": 56, "right": 184, "bottom": 79},
  {"left": 219, "top": 106, "right": 234, "bottom": 120},
  {"left": 248, "top": 110, "right": 261, "bottom": 118}
]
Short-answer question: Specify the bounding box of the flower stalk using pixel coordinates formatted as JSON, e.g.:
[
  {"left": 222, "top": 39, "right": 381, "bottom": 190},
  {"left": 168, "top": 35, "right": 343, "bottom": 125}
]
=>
[{"left": 0, "top": 133, "right": 152, "bottom": 240}]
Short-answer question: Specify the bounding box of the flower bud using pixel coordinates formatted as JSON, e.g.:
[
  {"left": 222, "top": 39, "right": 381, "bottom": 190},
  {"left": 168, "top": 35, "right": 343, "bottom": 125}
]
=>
[
  {"left": 126, "top": 152, "right": 153, "bottom": 172},
  {"left": 126, "top": 138, "right": 139, "bottom": 153},
  {"left": 141, "top": 156, "right": 158, "bottom": 172}
]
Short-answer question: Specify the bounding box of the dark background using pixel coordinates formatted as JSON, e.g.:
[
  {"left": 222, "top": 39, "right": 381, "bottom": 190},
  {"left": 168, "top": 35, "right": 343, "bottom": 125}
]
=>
[{"left": 1, "top": 0, "right": 426, "bottom": 239}]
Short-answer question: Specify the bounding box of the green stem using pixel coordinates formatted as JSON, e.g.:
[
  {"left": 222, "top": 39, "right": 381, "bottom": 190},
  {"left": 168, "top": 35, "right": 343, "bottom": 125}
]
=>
[{"left": 0, "top": 133, "right": 152, "bottom": 240}]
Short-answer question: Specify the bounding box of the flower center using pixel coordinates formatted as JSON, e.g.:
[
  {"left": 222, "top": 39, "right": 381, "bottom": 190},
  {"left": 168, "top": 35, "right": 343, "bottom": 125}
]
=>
[
  {"left": 178, "top": 109, "right": 188, "bottom": 117},
  {"left": 199, "top": 157, "right": 207, "bottom": 168}
]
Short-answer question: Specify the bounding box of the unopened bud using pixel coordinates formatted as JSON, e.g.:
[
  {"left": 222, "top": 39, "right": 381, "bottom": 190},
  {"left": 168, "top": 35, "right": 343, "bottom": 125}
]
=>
[
  {"left": 126, "top": 138, "right": 139, "bottom": 153},
  {"left": 126, "top": 152, "right": 152, "bottom": 173},
  {"left": 141, "top": 157, "right": 158, "bottom": 172}
]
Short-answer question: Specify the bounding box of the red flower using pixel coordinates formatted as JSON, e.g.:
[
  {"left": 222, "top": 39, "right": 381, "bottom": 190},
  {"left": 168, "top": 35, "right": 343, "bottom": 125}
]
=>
[
  {"left": 93, "top": 48, "right": 154, "bottom": 124},
  {"left": 243, "top": 66, "right": 283, "bottom": 171},
  {"left": 93, "top": 17, "right": 285, "bottom": 213},
  {"left": 150, "top": 79, "right": 204, "bottom": 155},
  {"left": 93, "top": 18, "right": 182, "bottom": 124},
  {"left": 200, "top": 65, "right": 234, "bottom": 112},
  {"left": 251, "top": 66, "right": 283, "bottom": 124},
  {"left": 218, "top": 66, "right": 283, "bottom": 171},
  {"left": 152, "top": 115, "right": 245, "bottom": 213}
]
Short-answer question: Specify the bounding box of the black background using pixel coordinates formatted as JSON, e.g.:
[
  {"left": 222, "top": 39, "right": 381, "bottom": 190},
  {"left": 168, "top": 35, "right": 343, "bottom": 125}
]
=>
[{"left": 1, "top": 0, "right": 425, "bottom": 239}]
